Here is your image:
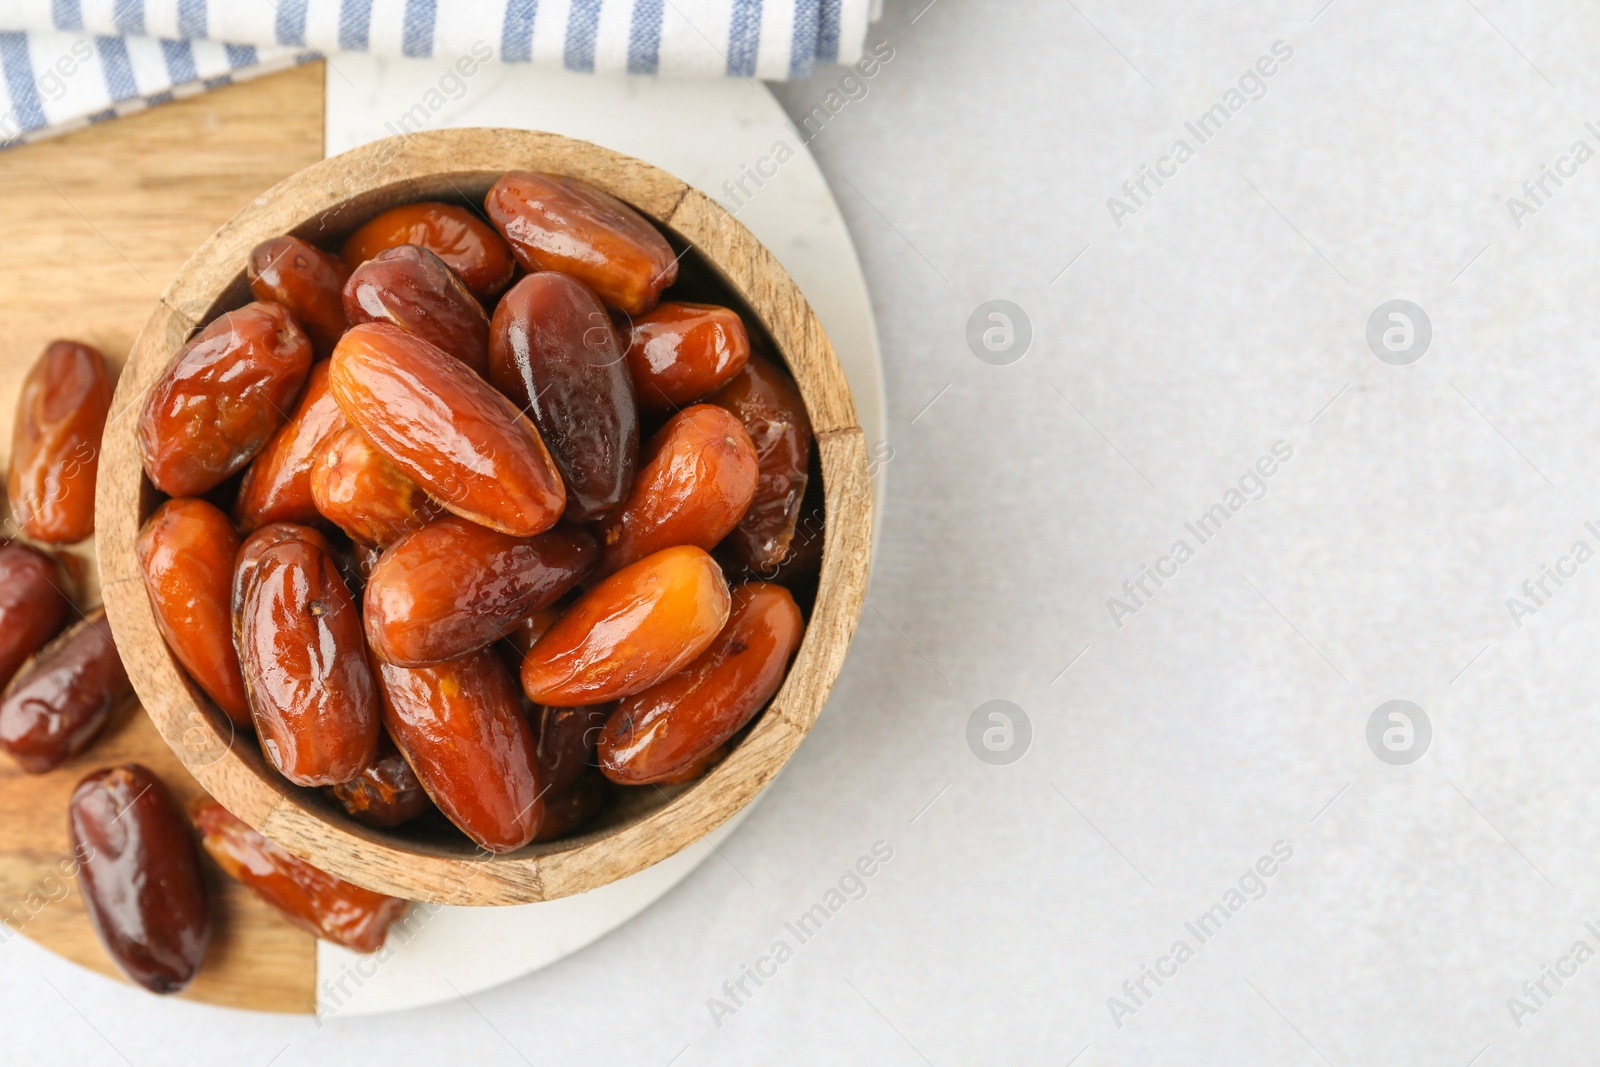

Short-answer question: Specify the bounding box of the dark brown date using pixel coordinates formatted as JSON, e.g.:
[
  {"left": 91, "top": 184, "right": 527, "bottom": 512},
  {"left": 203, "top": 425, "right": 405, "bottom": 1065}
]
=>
[
  {"left": 232, "top": 361, "right": 348, "bottom": 532},
  {"left": 7, "top": 340, "right": 110, "bottom": 543},
  {"left": 625, "top": 303, "right": 750, "bottom": 414},
  {"left": 488, "top": 272, "right": 639, "bottom": 521},
  {"left": 378, "top": 650, "right": 544, "bottom": 852},
  {"left": 237, "top": 536, "right": 380, "bottom": 785},
  {"left": 137, "top": 498, "right": 251, "bottom": 727},
  {"left": 340, "top": 201, "right": 515, "bottom": 302},
  {"left": 0, "top": 541, "right": 71, "bottom": 692},
  {"left": 709, "top": 352, "right": 813, "bottom": 571},
  {"left": 310, "top": 424, "right": 442, "bottom": 547},
  {"left": 531, "top": 771, "right": 610, "bottom": 843},
  {"left": 193, "top": 799, "right": 406, "bottom": 952},
  {"left": 533, "top": 703, "right": 612, "bottom": 796},
  {"left": 326, "top": 745, "right": 431, "bottom": 829},
  {"left": 71, "top": 765, "right": 209, "bottom": 993},
  {"left": 484, "top": 171, "right": 677, "bottom": 315},
  {"left": 343, "top": 244, "right": 491, "bottom": 378},
  {"left": 247, "top": 236, "right": 350, "bottom": 358},
  {"left": 138, "top": 301, "right": 313, "bottom": 496},
  {"left": 364, "top": 516, "right": 596, "bottom": 666},
  {"left": 0, "top": 610, "right": 131, "bottom": 774}
]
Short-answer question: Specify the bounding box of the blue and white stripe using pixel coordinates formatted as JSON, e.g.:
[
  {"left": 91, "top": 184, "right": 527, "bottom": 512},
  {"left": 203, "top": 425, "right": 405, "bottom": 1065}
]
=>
[{"left": 0, "top": 0, "right": 876, "bottom": 149}]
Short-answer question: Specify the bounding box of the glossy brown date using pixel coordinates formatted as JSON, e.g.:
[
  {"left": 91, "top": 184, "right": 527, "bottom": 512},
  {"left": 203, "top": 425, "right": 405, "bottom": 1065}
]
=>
[
  {"left": 531, "top": 771, "right": 609, "bottom": 843},
  {"left": 600, "top": 582, "right": 801, "bottom": 785},
  {"left": 708, "top": 353, "right": 813, "bottom": 571},
  {"left": 0, "top": 610, "right": 131, "bottom": 774},
  {"left": 596, "top": 404, "right": 758, "bottom": 576},
  {"left": 136, "top": 499, "right": 251, "bottom": 727},
  {"left": 625, "top": 303, "right": 750, "bottom": 414},
  {"left": 0, "top": 541, "right": 71, "bottom": 693},
  {"left": 488, "top": 272, "right": 639, "bottom": 521},
  {"left": 484, "top": 171, "right": 677, "bottom": 315},
  {"left": 326, "top": 745, "right": 431, "bottom": 829},
  {"left": 521, "top": 545, "right": 731, "bottom": 706},
  {"left": 71, "top": 766, "right": 209, "bottom": 993},
  {"left": 653, "top": 741, "right": 728, "bottom": 785},
  {"left": 231, "top": 522, "right": 336, "bottom": 642},
  {"left": 378, "top": 650, "right": 544, "bottom": 852},
  {"left": 343, "top": 244, "right": 491, "bottom": 378},
  {"left": 329, "top": 323, "right": 566, "bottom": 537},
  {"left": 232, "top": 361, "right": 347, "bottom": 532},
  {"left": 364, "top": 516, "right": 596, "bottom": 666},
  {"left": 340, "top": 201, "right": 515, "bottom": 302},
  {"left": 310, "top": 425, "right": 442, "bottom": 547},
  {"left": 534, "top": 703, "right": 612, "bottom": 796},
  {"left": 192, "top": 799, "right": 406, "bottom": 952},
  {"left": 236, "top": 536, "right": 380, "bottom": 785},
  {"left": 7, "top": 340, "right": 110, "bottom": 543},
  {"left": 247, "top": 236, "right": 350, "bottom": 358},
  {"left": 138, "top": 301, "right": 313, "bottom": 496}
]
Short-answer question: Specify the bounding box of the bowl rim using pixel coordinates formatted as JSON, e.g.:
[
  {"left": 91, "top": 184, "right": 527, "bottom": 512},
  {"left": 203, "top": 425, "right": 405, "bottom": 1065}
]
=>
[{"left": 95, "top": 127, "right": 874, "bottom": 906}]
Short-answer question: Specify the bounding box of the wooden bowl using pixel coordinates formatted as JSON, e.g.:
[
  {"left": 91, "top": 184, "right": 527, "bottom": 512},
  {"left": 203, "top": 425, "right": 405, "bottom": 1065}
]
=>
[{"left": 95, "top": 128, "right": 872, "bottom": 906}]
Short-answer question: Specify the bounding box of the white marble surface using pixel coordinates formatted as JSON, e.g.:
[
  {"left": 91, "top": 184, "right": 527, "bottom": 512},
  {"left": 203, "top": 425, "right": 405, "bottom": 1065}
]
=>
[{"left": 7, "top": 0, "right": 1600, "bottom": 1063}]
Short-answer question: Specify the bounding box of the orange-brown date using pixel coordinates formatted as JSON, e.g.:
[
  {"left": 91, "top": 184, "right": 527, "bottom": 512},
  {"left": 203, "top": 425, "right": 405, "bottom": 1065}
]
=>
[
  {"left": 326, "top": 745, "right": 431, "bottom": 829},
  {"left": 521, "top": 545, "right": 731, "bottom": 706},
  {"left": 364, "top": 516, "right": 596, "bottom": 666},
  {"left": 344, "top": 244, "right": 491, "bottom": 377},
  {"left": 653, "top": 741, "right": 728, "bottom": 785},
  {"left": 310, "top": 425, "right": 442, "bottom": 547},
  {"left": 138, "top": 301, "right": 313, "bottom": 496},
  {"left": 329, "top": 323, "right": 566, "bottom": 537},
  {"left": 192, "top": 799, "right": 406, "bottom": 952},
  {"left": 340, "top": 201, "right": 515, "bottom": 302},
  {"left": 247, "top": 236, "right": 350, "bottom": 358},
  {"left": 531, "top": 771, "right": 610, "bottom": 843},
  {"left": 237, "top": 535, "right": 380, "bottom": 785},
  {"left": 137, "top": 499, "right": 251, "bottom": 727},
  {"left": 71, "top": 766, "right": 209, "bottom": 993},
  {"left": 600, "top": 582, "right": 801, "bottom": 785},
  {"left": 0, "top": 542, "right": 70, "bottom": 691},
  {"left": 625, "top": 303, "right": 750, "bottom": 413},
  {"left": 533, "top": 703, "right": 612, "bottom": 796},
  {"left": 378, "top": 650, "right": 544, "bottom": 852},
  {"left": 7, "top": 340, "right": 110, "bottom": 543},
  {"left": 709, "top": 353, "right": 813, "bottom": 570},
  {"left": 0, "top": 610, "right": 131, "bottom": 774},
  {"left": 488, "top": 272, "right": 639, "bottom": 521},
  {"left": 233, "top": 361, "right": 347, "bottom": 532},
  {"left": 484, "top": 171, "right": 677, "bottom": 315},
  {"left": 231, "top": 522, "right": 336, "bottom": 641},
  {"left": 597, "top": 404, "right": 758, "bottom": 575}
]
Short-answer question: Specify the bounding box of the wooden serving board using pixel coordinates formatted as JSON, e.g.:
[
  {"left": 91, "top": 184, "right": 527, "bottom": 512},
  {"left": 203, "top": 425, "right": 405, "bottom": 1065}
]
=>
[{"left": 0, "top": 63, "right": 330, "bottom": 1013}]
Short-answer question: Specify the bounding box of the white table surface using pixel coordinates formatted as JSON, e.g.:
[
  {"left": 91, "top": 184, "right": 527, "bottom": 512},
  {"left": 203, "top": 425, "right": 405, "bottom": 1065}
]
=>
[{"left": 7, "top": 0, "right": 1600, "bottom": 1063}]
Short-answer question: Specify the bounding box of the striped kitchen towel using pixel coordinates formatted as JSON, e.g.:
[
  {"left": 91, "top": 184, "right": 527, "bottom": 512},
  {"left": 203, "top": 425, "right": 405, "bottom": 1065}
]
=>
[{"left": 0, "top": 0, "right": 880, "bottom": 148}]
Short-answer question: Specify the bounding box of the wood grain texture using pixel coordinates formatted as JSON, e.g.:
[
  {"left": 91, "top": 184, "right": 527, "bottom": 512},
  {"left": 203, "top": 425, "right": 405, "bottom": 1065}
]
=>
[
  {"left": 0, "top": 63, "right": 327, "bottom": 1013},
  {"left": 99, "top": 127, "right": 874, "bottom": 906}
]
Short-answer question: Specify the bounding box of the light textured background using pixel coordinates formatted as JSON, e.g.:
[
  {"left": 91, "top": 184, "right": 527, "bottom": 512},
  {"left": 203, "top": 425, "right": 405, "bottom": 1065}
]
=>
[{"left": 6, "top": 0, "right": 1600, "bottom": 1063}]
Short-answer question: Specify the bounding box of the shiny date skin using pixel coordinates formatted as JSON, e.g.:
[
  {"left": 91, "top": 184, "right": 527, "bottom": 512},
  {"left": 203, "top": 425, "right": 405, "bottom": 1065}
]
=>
[
  {"left": 534, "top": 703, "right": 612, "bottom": 796},
  {"left": 230, "top": 522, "right": 336, "bottom": 644},
  {"left": 7, "top": 340, "right": 111, "bottom": 543},
  {"left": 597, "top": 404, "right": 758, "bottom": 576},
  {"left": 489, "top": 272, "right": 639, "bottom": 522},
  {"left": 330, "top": 323, "right": 566, "bottom": 537},
  {"left": 340, "top": 201, "right": 515, "bottom": 303},
  {"left": 192, "top": 799, "right": 406, "bottom": 952},
  {"left": 364, "top": 516, "right": 596, "bottom": 666},
  {"left": 521, "top": 545, "right": 731, "bottom": 707},
  {"left": 71, "top": 766, "right": 209, "bottom": 993},
  {"left": 625, "top": 303, "right": 750, "bottom": 414},
  {"left": 232, "top": 361, "right": 347, "bottom": 532},
  {"left": 237, "top": 536, "right": 380, "bottom": 785},
  {"left": 709, "top": 353, "right": 813, "bottom": 571},
  {"left": 653, "top": 741, "right": 727, "bottom": 785},
  {"left": 531, "top": 771, "right": 609, "bottom": 843},
  {"left": 247, "top": 236, "right": 350, "bottom": 358},
  {"left": 310, "top": 424, "right": 442, "bottom": 547},
  {"left": 137, "top": 498, "right": 251, "bottom": 727},
  {"left": 496, "top": 607, "right": 559, "bottom": 676},
  {"left": 344, "top": 245, "right": 491, "bottom": 378},
  {"left": 378, "top": 650, "right": 544, "bottom": 852},
  {"left": 0, "top": 541, "right": 71, "bottom": 692},
  {"left": 600, "top": 582, "right": 802, "bottom": 785},
  {"left": 326, "top": 746, "right": 431, "bottom": 829},
  {"left": 0, "top": 610, "right": 131, "bottom": 774},
  {"left": 139, "top": 302, "right": 313, "bottom": 497},
  {"left": 484, "top": 171, "right": 678, "bottom": 316}
]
